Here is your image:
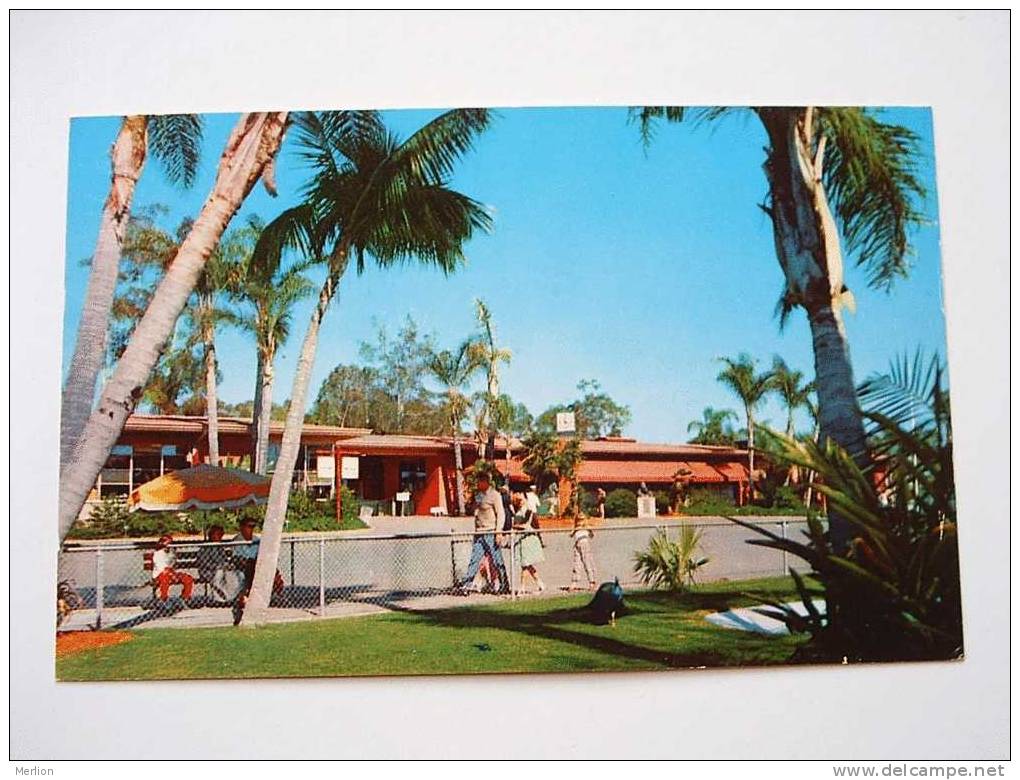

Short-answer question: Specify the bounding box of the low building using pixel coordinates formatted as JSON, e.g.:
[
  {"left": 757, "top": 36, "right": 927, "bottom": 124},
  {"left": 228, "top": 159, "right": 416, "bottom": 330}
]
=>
[
  {"left": 88, "top": 414, "right": 370, "bottom": 504},
  {"left": 334, "top": 434, "right": 751, "bottom": 516},
  {"left": 90, "top": 415, "right": 751, "bottom": 517}
]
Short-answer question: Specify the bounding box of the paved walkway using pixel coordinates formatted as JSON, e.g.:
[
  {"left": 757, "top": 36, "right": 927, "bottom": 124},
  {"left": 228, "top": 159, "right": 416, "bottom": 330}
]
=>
[{"left": 57, "top": 589, "right": 562, "bottom": 631}]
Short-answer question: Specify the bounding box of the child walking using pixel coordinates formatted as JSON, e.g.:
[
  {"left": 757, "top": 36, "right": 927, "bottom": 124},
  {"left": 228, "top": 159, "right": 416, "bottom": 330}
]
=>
[
  {"left": 569, "top": 514, "right": 598, "bottom": 591},
  {"left": 511, "top": 493, "right": 546, "bottom": 594}
]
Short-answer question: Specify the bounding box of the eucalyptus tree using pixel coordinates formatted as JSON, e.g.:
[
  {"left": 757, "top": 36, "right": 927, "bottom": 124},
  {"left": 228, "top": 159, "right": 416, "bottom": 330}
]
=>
[
  {"left": 229, "top": 218, "right": 315, "bottom": 473},
  {"left": 242, "top": 109, "right": 492, "bottom": 622},
  {"left": 58, "top": 112, "right": 288, "bottom": 541},
  {"left": 716, "top": 353, "right": 775, "bottom": 482},
  {"left": 427, "top": 339, "right": 483, "bottom": 515},
  {"left": 634, "top": 106, "right": 925, "bottom": 547},
  {"left": 61, "top": 114, "right": 204, "bottom": 470}
]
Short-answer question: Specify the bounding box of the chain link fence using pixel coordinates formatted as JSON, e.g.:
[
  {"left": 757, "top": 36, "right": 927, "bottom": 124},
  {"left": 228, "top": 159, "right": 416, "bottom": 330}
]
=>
[{"left": 56, "top": 518, "right": 811, "bottom": 629}]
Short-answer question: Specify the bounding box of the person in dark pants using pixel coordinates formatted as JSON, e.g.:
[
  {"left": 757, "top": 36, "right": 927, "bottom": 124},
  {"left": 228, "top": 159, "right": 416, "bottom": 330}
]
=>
[{"left": 459, "top": 475, "right": 509, "bottom": 594}]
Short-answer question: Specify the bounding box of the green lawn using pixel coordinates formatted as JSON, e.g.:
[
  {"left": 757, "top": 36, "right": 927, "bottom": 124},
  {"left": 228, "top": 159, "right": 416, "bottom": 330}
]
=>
[{"left": 56, "top": 577, "right": 815, "bottom": 680}]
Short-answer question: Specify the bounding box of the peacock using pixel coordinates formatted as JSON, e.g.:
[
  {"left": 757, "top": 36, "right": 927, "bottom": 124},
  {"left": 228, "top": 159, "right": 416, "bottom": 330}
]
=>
[{"left": 587, "top": 577, "right": 626, "bottom": 626}]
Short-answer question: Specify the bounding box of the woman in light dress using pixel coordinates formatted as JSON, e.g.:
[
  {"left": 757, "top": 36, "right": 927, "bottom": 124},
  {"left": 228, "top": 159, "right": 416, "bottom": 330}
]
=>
[{"left": 511, "top": 493, "right": 546, "bottom": 593}]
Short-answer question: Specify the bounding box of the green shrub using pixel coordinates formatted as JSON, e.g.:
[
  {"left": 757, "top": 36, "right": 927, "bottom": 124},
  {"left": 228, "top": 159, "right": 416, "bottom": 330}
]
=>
[
  {"left": 68, "top": 488, "right": 366, "bottom": 539},
  {"left": 737, "top": 352, "right": 962, "bottom": 662},
  {"left": 578, "top": 488, "right": 598, "bottom": 516},
  {"left": 653, "top": 490, "right": 671, "bottom": 515},
  {"left": 604, "top": 488, "right": 637, "bottom": 518},
  {"left": 633, "top": 525, "right": 709, "bottom": 592}
]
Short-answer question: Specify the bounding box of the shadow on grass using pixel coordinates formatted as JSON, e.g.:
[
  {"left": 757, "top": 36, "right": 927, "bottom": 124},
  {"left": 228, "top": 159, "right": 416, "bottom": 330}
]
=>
[{"left": 393, "top": 587, "right": 808, "bottom": 670}]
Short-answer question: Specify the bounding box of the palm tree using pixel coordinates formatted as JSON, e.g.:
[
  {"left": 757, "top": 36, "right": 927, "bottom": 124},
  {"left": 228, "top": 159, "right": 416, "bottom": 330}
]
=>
[
  {"left": 686, "top": 406, "right": 739, "bottom": 445},
  {"left": 770, "top": 356, "right": 816, "bottom": 486},
  {"left": 58, "top": 112, "right": 288, "bottom": 542},
  {"left": 229, "top": 219, "right": 315, "bottom": 474},
  {"left": 716, "top": 353, "right": 775, "bottom": 485},
  {"left": 634, "top": 106, "right": 926, "bottom": 547},
  {"left": 427, "top": 340, "right": 482, "bottom": 515},
  {"left": 190, "top": 230, "right": 251, "bottom": 466},
  {"left": 242, "top": 109, "right": 492, "bottom": 622},
  {"left": 770, "top": 356, "right": 815, "bottom": 439},
  {"left": 521, "top": 430, "right": 558, "bottom": 494},
  {"left": 470, "top": 298, "right": 512, "bottom": 459},
  {"left": 61, "top": 114, "right": 203, "bottom": 471}
]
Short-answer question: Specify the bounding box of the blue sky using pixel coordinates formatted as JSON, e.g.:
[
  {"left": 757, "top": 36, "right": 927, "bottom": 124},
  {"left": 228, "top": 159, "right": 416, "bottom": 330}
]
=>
[{"left": 62, "top": 106, "right": 946, "bottom": 443}]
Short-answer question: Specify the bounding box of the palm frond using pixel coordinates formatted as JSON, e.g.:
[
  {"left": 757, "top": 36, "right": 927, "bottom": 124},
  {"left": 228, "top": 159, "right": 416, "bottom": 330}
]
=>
[
  {"left": 388, "top": 108, "right": 493, "bottom": 185},
  {"left": 817, "top": 108, "right": 927, "bottom": 290},
  {"left": 147, "top": 114, "right": 204, "bottom": 187},
  {"left": 858, "top": 349, "right": 946, "bottom": 434}
]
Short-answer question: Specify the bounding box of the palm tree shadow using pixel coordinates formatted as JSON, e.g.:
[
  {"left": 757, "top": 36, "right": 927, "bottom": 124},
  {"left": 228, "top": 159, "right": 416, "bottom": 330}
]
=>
[{"left": 396, "top": 593, "right": 791, "bottom": 670}]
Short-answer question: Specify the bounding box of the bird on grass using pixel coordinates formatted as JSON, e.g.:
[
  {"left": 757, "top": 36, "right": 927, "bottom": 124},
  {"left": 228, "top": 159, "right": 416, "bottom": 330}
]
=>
[{"left": 587, "top": 577, "right": 625, "bottom": 626}]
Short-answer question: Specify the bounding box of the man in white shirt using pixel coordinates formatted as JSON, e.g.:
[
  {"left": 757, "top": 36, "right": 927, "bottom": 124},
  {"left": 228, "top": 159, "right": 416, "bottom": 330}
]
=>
[
  {"left": 458, "top": 475, "right": 509, "bottom": 593},
  {"left": 151, "top": 534, "right": 194, "bottom": 604},
  {"left": 525, "top": 485, "right": 541, "bottom": 515}
]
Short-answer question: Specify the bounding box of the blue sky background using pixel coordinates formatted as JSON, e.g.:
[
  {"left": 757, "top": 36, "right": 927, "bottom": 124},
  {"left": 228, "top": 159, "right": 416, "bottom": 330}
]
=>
[{"left": 62, "top": 106, "right": 946, "bottom": 443}]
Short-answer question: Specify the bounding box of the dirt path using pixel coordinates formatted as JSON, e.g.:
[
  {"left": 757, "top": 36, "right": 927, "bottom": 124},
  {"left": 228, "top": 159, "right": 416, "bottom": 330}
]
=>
[{"left": 56, "top": 630, "right": 133, "bottom": 657}]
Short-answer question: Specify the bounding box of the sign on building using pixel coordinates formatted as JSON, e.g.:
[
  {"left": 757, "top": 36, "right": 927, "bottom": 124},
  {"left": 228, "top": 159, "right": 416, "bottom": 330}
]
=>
[
  {"left": 555, "top": 411, "right": 576, "bottom": 435},
  {"left": 340, "top": 456, "right": 360, "bottom": 480},
  {"left": 316, "top": 455, "right": 335, "bottom": 481}
]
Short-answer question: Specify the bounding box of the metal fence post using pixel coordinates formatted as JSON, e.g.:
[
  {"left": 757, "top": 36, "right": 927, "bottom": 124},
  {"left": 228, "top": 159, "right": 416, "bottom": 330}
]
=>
[
  {"left": 289, "top": 540, "right": 296, "bottom": 587},
  {"left": 450, "top": 533, "right": 457, "bottom": 589},
  {"left": 318, "top": 538, "right": 326, "bottom": 616},
  {"left": 780, "top": 521, "right": 789, "bottom": 575},
  {"left": 95, "top": 547, "right": 104, "bottom": 630},
  {"left": 509, "top": 527, "right": 517, "bottom": 601}
]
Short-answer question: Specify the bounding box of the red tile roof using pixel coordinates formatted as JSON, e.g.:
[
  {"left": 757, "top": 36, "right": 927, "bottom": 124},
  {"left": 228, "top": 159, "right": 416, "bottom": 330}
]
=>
[
  {"left": 495, "top": 456, "right": 748, "bottom": 485},
  {"left": 335, "top": 434, "right": 478, "bottom": 456},
  {"left": 122, "top": 414, "right": 370, "bottom": 441}
]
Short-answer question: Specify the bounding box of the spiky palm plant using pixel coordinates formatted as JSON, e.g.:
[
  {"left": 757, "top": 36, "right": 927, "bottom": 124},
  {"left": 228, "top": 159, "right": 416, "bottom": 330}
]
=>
[
  {"left": 732, "top": 350, "right": 960, "bottom": 663},
  {"left": 633, "top": 106, "right": 926, "bottom": 550},
  {"left": 633, "top": 525, "right": 709, "bottom": 592},
  {"left": 243, "top": 109, "right": 493, "bottom": 622}
]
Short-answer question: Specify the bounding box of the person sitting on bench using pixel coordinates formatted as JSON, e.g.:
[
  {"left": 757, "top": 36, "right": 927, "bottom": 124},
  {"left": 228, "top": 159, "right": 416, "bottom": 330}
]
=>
[{"left": 152, "top": 534, "right": 194, "bottom": 605}]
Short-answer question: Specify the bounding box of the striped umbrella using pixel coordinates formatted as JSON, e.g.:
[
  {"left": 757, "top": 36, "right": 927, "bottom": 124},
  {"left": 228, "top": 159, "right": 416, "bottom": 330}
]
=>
[{"left": 128, "top": 464, "right": 271, "bottom": 512}]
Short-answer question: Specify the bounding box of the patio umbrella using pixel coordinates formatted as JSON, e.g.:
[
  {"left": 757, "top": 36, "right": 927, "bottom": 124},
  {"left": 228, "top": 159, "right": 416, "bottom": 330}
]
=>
[{"left": 127, "top": 464, "right": 271, "bottom": 513}]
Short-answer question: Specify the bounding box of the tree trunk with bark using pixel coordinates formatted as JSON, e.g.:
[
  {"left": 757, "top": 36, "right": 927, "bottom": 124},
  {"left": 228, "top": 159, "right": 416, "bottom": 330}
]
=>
[
  {"left": 60, "top": 115, "right": 148, "bottom": 470},
  {"left": 249, "top": 351, "right": 264, "bottom": 472},
  {"left": 255, "top": 352, "right": 274, "bottom": 475},
  {"left": 58, "top": 112, "right": 288, "bottom": 542},
  {"left": 202, "top": 298, "right": 220, "bottom": 466},
  {"left": 452, "top": 422, "right": 466, "bottom": 516},
  {"left": 243, "top": 260, "right": 345, "bottom": 624},
  {"left": 757, "top": 107, "right": 869, "bottom": 551}
]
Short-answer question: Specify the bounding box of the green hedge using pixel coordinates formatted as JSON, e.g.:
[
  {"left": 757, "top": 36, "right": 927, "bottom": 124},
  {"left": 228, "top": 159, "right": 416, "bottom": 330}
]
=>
[{"left": 68, "top": 486, "right": 367, "bottom": 539}]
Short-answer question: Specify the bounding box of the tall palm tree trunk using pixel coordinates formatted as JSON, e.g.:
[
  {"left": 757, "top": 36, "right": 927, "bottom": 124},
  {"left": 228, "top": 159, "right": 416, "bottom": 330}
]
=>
[
  {"left": 202, "top": 304, "right": 220, "bottom": 466},
  {"left": 244, "top": 264, "right": 344, "bottom": 624},
  {"left": 249, "top": 351, "right": 264, "bottom": 472},
  {"left": 758, "top": 107, "right": 868, "bottom": 550},
  {"left": 255, "top": 356, "right": 274, "bottom": 475},
  {"left": 452, "top": 428, "right": 466, "bottom": 516},
  {"left": 60, "top": 115, "right": 148, "bottom": 470},
  {"left": 58, "top": 112, "right": 288, "bottom": 541},
  {"left": 746, "top": 408, "right": 755, "bottom": 483}
]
